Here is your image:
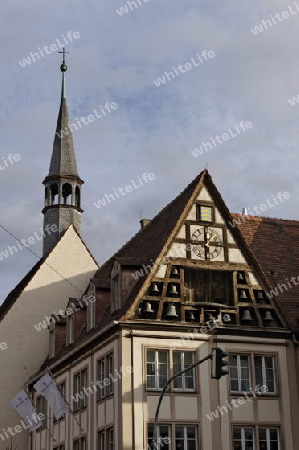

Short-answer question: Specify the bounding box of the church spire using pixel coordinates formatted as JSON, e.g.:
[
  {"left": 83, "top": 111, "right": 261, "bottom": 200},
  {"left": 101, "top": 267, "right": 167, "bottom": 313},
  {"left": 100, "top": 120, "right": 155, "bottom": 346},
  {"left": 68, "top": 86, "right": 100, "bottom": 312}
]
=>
[
  {"left": 42, "top": 49, "right": 84, "bottom": 255},
  {"left": 59, "top": 47, "right": 68, "bottom": 99}
]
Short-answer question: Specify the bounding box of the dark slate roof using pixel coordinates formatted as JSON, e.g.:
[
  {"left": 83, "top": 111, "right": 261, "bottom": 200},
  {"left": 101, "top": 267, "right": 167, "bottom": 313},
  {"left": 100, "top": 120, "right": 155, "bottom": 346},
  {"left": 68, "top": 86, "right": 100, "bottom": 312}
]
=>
[
  {"left": 233, "top": 214, "right": 299, "bottom": 331},
  {"left": 93, "top": 170, "right": 205, "bottom": 284},
  {"left": 48, "top": 98, "right": 79, "bottom": 177}
]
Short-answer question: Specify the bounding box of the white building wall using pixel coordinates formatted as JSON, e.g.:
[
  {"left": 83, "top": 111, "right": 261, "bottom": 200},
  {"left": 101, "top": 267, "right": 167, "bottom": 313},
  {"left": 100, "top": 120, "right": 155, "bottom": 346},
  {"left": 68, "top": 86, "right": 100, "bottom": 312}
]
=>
[{"left": 0, "top": 227, "right": 98, "bottom": 450}]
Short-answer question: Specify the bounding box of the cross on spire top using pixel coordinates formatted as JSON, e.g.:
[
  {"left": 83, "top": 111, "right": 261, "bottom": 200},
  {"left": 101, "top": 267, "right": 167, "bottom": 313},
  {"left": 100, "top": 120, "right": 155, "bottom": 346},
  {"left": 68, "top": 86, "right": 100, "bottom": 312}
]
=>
[{"left": 59, "top": 47, "right": 69, "bottom": 72}]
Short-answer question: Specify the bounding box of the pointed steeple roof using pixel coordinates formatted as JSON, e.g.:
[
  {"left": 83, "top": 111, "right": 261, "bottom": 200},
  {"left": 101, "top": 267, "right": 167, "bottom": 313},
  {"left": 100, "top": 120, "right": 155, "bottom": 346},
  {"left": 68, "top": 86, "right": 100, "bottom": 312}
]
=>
[{"left": 47, "top": 50, "right": 79, "bottom": 178}]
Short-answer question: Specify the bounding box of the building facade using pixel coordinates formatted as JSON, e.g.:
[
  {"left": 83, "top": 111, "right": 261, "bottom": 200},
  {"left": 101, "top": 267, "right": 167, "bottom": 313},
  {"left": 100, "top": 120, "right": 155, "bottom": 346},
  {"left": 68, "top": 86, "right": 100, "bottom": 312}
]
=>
[
  {"left": 3, "top": 56, "right": 299, "bottom": 450},
  {"left": 28, "top": 170, "right": 299, "bottom": 450}
]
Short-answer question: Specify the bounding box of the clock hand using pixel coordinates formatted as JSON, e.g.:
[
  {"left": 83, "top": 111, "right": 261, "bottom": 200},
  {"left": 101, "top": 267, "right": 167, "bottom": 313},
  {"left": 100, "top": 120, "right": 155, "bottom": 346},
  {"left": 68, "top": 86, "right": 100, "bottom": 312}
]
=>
[{"left": 205, "top": 233, "right": 215, "bottom": 247}]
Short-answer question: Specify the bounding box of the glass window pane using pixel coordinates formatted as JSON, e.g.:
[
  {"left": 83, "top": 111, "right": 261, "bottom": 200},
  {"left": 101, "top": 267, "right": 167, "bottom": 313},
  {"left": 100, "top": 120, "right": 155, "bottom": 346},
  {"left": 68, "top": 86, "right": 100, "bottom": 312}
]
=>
[
  {"left": 254, "top": 356, "right": 262, "bottom": 369},
  {"left": 175, "top": 426, "right": 184, "bottom": 439},
  {"left": 147, "top": 362, "right": 155, "bottom": 376},
  {"left": 173, "top": 352, "right": 181, "bottom": 364},
  {"left": 233, "top": 427, "right": 241, "bottom": 440},
  {"left": 174, "top": 376, "right": 182, "bottom": 389},
  {"left": 244, "top": 428, "right": 253, "bottom": 440},
  {"left": 173, "top": 352, "right": 182, "bottom": 389},
  {"left": 184, "top": 352, "right": 193, "bottom": 365},
  {"left": 230, "top": 367, "right": 238, "bottom": 379},
  {"left": 147, "top": 375, "right": 156, "bottom": 389},
  {"left": 240, "top": 356, "right": 249, "bottom": 368},
  {"left": 265, "top": 356, "right": 274, "bottom": 369},
  {"left": 241, "top": 379, "right": 250, "bottom": 392},
  {"left": 231, "top": 380, "right": 239, "bottom": 391},
  {"left": 230, "top": 355, "right": 238, "bottom": 366},
  {"left": 187, "top": 426, "right": 196, "bottom": 439},
  {"left": 158, "top": 351, "right": 167, "bottom": 363},
  {"left": 158, "top": 362, "right": 167, "bottom": 376},
  {"left": 269, "top": 428, "right": 278, "bottom": 440},
  {"left": 147, "top": 350, "right": 155, "bottom": 362},
  {"left": 259, "top": 428, "right": 267, "bottom": 440},
  {"left": 267, "top": 380, "right": 275, "bottom": 392},
  {"left": 158, "top": 351, "right": 168, "bottom": 389},
  {"left": 160, "top": 425, "right": 170, "bottom": 438}
]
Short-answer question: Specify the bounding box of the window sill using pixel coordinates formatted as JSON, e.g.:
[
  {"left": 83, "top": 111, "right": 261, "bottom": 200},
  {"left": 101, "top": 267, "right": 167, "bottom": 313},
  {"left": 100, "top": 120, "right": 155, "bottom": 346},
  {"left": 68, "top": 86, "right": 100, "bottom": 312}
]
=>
[
  {"left": 53, "top": 416, "right": 66, "bottom": 424},
  {"left": 97, "top": 393, "right": 114, "bottom": 403},
  {"left": 230, "top": 392, "right": 278, "bottom": 398},
  {"left": 173, "top": 389, "right": 197, "bottom": 393},
  {"left": 72, "top": 406, "right": 87, "bottom": 413}
]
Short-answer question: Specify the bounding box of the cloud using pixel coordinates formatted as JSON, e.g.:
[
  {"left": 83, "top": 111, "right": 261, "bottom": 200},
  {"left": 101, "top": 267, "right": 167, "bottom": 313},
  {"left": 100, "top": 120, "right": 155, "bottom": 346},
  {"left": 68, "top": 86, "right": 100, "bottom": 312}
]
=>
[{"left": 0, "top": 0, "right": 298, "bottom": 301}]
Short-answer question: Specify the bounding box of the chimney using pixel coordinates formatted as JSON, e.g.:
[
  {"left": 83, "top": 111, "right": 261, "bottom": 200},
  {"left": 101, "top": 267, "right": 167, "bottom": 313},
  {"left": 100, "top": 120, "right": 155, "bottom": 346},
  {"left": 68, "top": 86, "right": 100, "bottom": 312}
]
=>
[
  {"left": 242, "top": 207, "right": 248, "bottom": 215},
  {"left": 140, "top": 219, "right": 151, "bottom": 230}
]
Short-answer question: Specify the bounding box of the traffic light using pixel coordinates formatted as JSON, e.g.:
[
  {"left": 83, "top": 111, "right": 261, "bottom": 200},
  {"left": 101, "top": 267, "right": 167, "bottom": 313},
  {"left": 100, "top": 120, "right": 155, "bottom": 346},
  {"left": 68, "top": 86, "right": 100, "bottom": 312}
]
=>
[{"left": 211, "top": 347, "right": 229, "bottom": 379}]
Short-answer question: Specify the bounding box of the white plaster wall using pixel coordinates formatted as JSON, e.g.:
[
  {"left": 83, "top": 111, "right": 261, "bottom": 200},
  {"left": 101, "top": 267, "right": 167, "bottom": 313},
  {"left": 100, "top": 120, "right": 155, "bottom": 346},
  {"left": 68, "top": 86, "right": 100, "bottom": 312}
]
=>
[
  {"left": 0, "top": 227, "right": 98, "bottom": 450},
  {"left": 197, "top": 186, "right": 213, "bottom": 202}
]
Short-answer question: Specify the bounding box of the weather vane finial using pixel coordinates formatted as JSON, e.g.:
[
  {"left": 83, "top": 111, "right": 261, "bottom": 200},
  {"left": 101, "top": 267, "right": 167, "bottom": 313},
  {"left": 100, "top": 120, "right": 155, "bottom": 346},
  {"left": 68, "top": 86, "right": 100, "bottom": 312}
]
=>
[
  {"left": 59, "top": 48, "right": 69, "bottom": 99},
  {"left": 59, "top": 47, "right": 69, "bottom": 72}
]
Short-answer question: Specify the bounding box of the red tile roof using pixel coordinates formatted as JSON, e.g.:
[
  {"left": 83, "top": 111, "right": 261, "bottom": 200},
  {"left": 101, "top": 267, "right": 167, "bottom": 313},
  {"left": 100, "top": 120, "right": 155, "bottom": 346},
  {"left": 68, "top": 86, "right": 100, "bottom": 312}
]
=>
[{"left": 233, "top": 214, "right": 299, "bottom": 331}]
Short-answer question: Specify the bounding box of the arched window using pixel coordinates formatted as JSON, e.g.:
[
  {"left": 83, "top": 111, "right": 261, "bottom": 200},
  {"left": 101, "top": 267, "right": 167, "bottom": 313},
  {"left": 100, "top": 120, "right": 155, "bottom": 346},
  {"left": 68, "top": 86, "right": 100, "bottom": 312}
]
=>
[
  {"left": 75, "top": 186, "right": 81, "bottom": 208},
  {"left": 50, "top": 184, "right": 58, "bottom": 205},
  {"left": 45, "top": 187, "right": 48, "bottom": 207},
  {"left": 62, "top": 183, "right": 72, "bottom": 205}
]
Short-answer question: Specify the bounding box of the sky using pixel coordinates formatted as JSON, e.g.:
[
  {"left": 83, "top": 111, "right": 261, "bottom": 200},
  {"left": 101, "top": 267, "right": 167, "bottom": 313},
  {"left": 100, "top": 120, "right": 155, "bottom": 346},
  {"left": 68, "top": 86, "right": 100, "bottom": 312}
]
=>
[{"left": 0, "top": 0, "right": 298, "bottom": 303}]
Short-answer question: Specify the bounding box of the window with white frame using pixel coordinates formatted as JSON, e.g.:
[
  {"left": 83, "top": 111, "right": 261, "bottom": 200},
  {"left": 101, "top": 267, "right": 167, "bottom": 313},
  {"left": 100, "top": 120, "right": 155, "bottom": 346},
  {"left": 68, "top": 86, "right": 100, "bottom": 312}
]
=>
[
  {"left": 254, "top": 355, "right": 276, "bottom": 393},
  {"left": 175, "top": 425, "right": 198, "bottom": 450},
  {"left": 229, "top": 354, "right": 277, "bottom": 394},
  {"left": 73, "top": 437, "right": 87, "bottom": 450},
  {"left": 98, "top": 428, "right": 114, "bottom": 450},
  {"left": 97, "top": 353, "right": 114, "bottom": 400},
  {"left": 146, "top": 349, "right": 196, "bottom": 392},
  {"left": 146, "top": 350, "right": 168, "bottom": 390},
  {"left": 229, "top": 354, "right": 251, "bottom": 392},
  {"left": 233, "top": 427, "right": 254, "bottom": 450},
  {"left": 107, "top": 353, "right": 114, "bottom": 395},
  {"left": 98, "top": 430, "right": 105, "bottom": 450},
  {"left": 73, "top": 369, "right": 87, "bottom": 411},
  {"left": 147, "top": 425, "right": 171, "bottom": 450},
  {"left": 258, "top": 427, "right": 280, "bottom": 449},
  {"left": 107, "top": 428, "right": 114, "bottom": 450},
  {"left": 173, "top": 351, "right": 195, "bottom": 391},
  {"left": 98, "top": 358, "right": 106, "bottom": 400},
  {"left": 233, "top": 426, "right": 280, "bottom": 450}
]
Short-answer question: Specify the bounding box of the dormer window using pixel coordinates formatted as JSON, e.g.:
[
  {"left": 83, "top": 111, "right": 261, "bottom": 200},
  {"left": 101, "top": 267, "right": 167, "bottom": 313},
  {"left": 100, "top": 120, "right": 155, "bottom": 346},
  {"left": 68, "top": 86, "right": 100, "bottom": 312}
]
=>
[
  {"left": 49, "top": 328, "right": 55, "bottom": 359},
  {"left": 112, "top": 275, "right": 121, "bottom": 311},
  {"left": 87, "top": 299, "right": 95, "bottom": 332},
  {"left": 67, "top": 313, "right": 74, "bottom": 346},
  {"left": 111, "top": 261, "right": 121, "bottom": 313}
]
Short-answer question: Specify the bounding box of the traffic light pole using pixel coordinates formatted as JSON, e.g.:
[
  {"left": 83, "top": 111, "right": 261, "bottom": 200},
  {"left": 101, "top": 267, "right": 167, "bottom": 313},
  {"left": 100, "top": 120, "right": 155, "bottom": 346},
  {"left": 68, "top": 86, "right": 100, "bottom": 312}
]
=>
[{"left": 153, "top": 353, "right": 213, "bottom": 449}]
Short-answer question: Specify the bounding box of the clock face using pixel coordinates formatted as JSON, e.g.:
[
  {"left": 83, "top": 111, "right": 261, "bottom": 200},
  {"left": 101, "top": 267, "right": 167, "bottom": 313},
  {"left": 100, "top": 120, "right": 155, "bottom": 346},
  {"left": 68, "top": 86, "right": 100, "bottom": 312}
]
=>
[
  {"left": 191, "top": 227, "right": 223, "bottom": 259},
  {"left": 191, "top": 228, "right": 205, "bottom": 258}
]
